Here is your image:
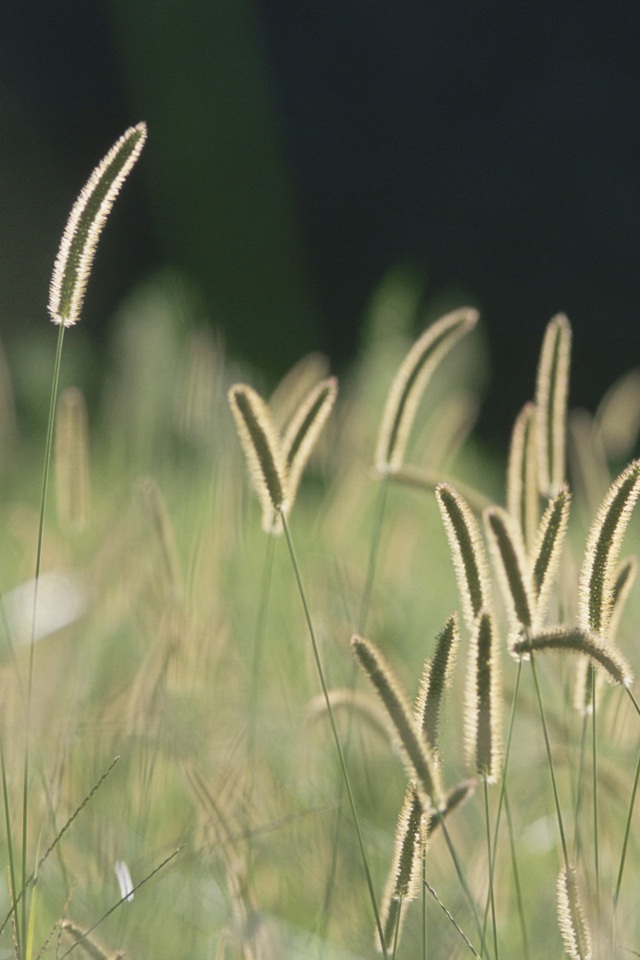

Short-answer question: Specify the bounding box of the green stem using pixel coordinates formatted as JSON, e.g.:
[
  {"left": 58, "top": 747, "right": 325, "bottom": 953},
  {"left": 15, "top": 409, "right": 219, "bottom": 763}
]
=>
[
  {"left": 22, "top": 319, "right": 66, "bottom": 956},
  {"left": 504, "top": 789, "right": 530, "bottom": 960},
  {"left": 281, "top": 513, "right": 388, "bottom": 959},
  {"left": 483, "top": 779, "right": 499, "bottom": 960},
  {"left": 529, "top": 653, "right": 569, "bottom": 867},
  {"left": 359, "top": 475, "right": 390, "bottom": 634}
]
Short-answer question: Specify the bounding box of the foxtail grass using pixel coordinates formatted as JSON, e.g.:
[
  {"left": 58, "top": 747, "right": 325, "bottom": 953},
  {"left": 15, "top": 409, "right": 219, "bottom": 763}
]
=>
[
  {"left": 375, "top": 308, "right": 478, "bottom": 473},
  {"left": 436, "top": 483, "right": 491, "bottom": 634},
  {"left": 535, "top": 314, "right": 571, "bottom": 498}
]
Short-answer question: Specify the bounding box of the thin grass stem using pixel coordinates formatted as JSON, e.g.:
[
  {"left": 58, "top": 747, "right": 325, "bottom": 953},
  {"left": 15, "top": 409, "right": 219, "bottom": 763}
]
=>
[
  {"left": 22, "top": 318, "right": 66, "bottom": 957},
  {"left": 591, "top": 683, "right": 600, "bottom": 926},
  {"left": 504, "top": 789, "right": 530, "bottom": 960},
  {"left": 613, "top": 735, "right": 640, "bottom": 910},
  {"left": 281, "top": 513, "right": 388, "bottom": 959},
  {"left": 359, "top": 475, "right": 390, "bottom": 634},
  {"left": 528, "top": 652, "right": 570, "bottom": 868},
  {"left": 481, "top": 660, "right": 524, "bottom": 948},
  {"left": 483, "top": 779, "right": 499, "bottom": 960},
  {"left": 423, "top": 878, "right": 482, "bottom": 959}
]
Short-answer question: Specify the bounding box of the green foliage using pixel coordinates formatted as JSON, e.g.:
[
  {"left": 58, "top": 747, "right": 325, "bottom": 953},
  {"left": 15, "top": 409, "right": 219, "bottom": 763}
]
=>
[{"left": 3, "top": 130, "right": 640, "bottom": 960}]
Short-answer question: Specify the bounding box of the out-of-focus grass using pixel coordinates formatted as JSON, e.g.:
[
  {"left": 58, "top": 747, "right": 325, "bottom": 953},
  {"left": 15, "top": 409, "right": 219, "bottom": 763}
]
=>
[{"left": 0, "top": 268, "right": 639, "bottom": 959}]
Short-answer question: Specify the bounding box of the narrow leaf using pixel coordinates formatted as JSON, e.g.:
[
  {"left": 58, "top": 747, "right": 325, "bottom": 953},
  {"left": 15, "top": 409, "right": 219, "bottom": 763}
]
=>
[
  {"left": 578, "top": 459, "right": 640, "bottom": 634},
  {"left": 375, "top": 308, "right": 478, "bottom": 471},
  {"left": 536, "top": 314, "right": 572, "bottom": 496},
  {"left": 49, "top": 123, "right": 147, "bottom": 327},
  {"left": 351, "top": 634, "right": 443, "bottom": 809},
  {"left": 436, "top": 483, "right": 491, "bottom": 633}
]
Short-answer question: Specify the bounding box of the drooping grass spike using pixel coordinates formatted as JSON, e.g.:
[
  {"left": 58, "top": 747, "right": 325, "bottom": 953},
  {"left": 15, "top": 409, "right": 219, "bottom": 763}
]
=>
[
  {"left": 465, "top": 610, "right": 503, "bottom": 783},
  {"left": 578, "top": 459, "right": 640, "bottom": 635},
  {"left": 511, "top": 626, "right": 632, "bottom": 687},
  {"left": 228, "top": 384, "right": 289, "bottom": 534},
  {"left": 436, "top": 483, "right": 491, "bottom": 634},
  {"left": 351, "top": 634, "right": 443, "bottom": 809},
  {"left": 48, "top": 123, "right": 147, "bottom": 328},
  {"left": 535, "top": 314, "right": 572, "bottom": 497},
  {"left": 375, "top": 307, "right": 478, "bottom": 472}
]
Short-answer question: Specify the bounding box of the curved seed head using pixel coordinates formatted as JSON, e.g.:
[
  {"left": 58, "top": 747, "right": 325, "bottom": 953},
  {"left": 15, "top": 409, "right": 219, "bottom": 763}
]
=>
[
  {"left": 351, "top": 634, "right": 443, "bottom": 809},
  {"left": 415, "top": 615, "right": 459, "bottom": 764},
  {"left": 556, "top": 865, "right": 592, "bottom": 960},
  {"left": 531, "top": 486, "right": 571, "bottom": 627},
  {"left": 375, "top": 308, "right": 478, "bottom": 472},
  {"left": 228, "top": 384, "right": 289, "bottom": 534},
  {"left": 436, "top": 483, "right": 490, "bottom": 633},
  {"left": 281, "top": 376, "right": 338, "bottom": 507},
  {"left": 507, "top": 402, "right": 539, "bottom": 555},
  {"left": 511, "top": 626, "right": 633, "bottom": 687},
  {"left": 377, "top": 783, "right": 424, "bottom": 953},
  {"left": 49, "top": 123, "right": 147, "bottom": 327},
  {"left": 465, "top": 611, "right": 503, "bottom": 783},
  {"left": 579, "top": 459, "right": 640, "bottom": 635},
  {"left": 536, "top": 314, "right": 571, "bottom": 497},
  {"left": 484, "top": 506, "right": 533, "bottom": 630}
]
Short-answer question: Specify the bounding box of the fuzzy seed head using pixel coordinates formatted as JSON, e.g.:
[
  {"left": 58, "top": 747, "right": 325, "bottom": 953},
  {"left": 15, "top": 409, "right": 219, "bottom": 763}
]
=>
[
  {"left": 556, "top": 865, "right": 592, "bottom": 960},
  {"left": 375, "top": 308, "right": 478, "bottom": 472},
  {"left": 49, "top": 123, "right": 147, "bottom": 327},
  {"left": 228, "top": 384, "right": 289, "bottom": 533}
]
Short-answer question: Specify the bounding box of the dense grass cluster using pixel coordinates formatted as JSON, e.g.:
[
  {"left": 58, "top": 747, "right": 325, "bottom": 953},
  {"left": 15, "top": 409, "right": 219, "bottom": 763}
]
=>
[{"left": 1, "top": 126, "right": 640, "bottom": 959}]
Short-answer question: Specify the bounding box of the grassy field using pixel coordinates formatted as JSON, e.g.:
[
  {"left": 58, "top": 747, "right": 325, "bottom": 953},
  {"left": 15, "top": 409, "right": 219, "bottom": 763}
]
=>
[{"left": 2, "top": 129, "right": 640, "bottom": 960}]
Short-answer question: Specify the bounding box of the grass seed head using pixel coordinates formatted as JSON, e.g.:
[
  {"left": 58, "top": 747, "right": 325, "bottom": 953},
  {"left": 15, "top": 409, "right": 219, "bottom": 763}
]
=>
[{"left": 48, "top": 123, "right": 147, "bottom": 328}]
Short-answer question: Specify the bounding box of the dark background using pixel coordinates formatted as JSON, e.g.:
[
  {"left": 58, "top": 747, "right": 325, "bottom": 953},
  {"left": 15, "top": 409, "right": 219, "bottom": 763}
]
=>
[{"left": 2, "top": 1, "right": 640, "bottom": 440}]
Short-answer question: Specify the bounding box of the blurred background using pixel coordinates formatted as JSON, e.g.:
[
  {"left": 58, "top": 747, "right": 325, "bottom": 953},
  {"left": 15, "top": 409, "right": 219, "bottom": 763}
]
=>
[{"left": 2, "top": 0, "right": 640, "bottom": 441}]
